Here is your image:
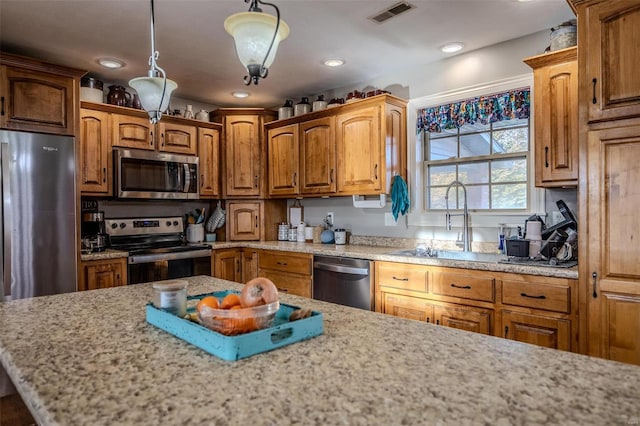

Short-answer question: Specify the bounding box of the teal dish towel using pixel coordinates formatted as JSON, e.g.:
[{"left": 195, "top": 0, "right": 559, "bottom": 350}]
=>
[{"left": 391, "top": 175, "right": 410, "bottom": 221}]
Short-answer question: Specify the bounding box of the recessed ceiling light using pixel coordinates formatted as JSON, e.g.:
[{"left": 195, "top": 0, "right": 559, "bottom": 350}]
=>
[
  {"left": 323, "top": 58, "right": 345, "bottom": 67},
  {"left": 232, "top": 91, "right": 250, "bottom": 98},
  {"left": 97, "top": 58, "right": 125, "bottom": 69},
  {"left": 440, "top": 42, "right": 465, "bottom": 53}
]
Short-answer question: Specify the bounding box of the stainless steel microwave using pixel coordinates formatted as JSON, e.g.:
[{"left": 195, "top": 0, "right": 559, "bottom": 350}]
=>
[{"left": 114, "top": 148, "right": 199, "bottom": 199}]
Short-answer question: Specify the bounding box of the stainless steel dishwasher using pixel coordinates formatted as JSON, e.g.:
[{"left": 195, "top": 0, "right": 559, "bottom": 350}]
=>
[{"left": 313, "top": 255, "right": 372, "bottom": 310}]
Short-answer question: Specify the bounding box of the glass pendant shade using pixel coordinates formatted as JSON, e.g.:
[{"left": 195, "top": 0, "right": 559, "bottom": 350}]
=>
[
  {"left": 129, "top": 76, "right": 177, "bottom": 123},
  {"left": 224, "top": 11, "right": 289, "bottom": 69}
]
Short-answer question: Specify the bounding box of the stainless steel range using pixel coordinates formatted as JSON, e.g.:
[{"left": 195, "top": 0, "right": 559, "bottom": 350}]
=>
[{"left": 106, "top": 216, "right": 212, "bottom": 284}]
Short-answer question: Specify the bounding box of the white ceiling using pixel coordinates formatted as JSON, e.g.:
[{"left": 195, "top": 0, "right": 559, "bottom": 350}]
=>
[{"left": 0, "top": 0, "right": 574, "bottom": 108}]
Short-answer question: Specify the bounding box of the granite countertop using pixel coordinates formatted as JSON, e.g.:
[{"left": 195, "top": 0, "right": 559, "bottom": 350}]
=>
[
  {"left": 0, "top": 276, "right": 637, "bottom": 425},
  {"left": 81, "top": 241, "right": 578, "bottom": 279}
]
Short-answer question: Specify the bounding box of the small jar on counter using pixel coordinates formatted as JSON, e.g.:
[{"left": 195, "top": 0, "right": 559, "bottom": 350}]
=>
[
  {"left": 153, "top": 279, "right": 188, "bottom": 317},
  {"left": 334, "top": 229, "right": 347, "bottom": 245}
]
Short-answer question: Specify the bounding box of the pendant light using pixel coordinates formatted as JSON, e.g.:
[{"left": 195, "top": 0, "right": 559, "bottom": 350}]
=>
[
  {"left": 129, "top": 0, "right": 177, "bottom": 123},
  {"left": 224, "top": 0, "right": 290, "bottom": 85}
]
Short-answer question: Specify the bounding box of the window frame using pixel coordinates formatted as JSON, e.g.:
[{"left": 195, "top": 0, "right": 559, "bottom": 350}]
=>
[{"left": 406, "top": 74, "right": 544, "bottom": 228}]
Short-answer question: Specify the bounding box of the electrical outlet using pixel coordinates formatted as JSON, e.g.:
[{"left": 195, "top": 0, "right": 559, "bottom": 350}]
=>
[
  {"left": 552, "top": 211, "right": 564, "bottom": 225},
  {"left": 327, "top": 212, "right": 334, "bottom": 227}
]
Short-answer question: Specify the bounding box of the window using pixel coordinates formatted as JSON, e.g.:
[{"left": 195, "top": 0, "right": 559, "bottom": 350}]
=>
[
  {"left": 425, "top": 118, "right": 530, "bottom": 211},
  {"left": 407, "top": 76, "right": 542, "bottom": 228}
]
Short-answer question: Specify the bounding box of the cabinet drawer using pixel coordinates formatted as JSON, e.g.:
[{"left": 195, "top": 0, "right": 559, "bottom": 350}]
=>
[
  {"left": 258, "top": 269, "right": 311, "bottom": 298},
  {"left": 502, "top": 280, "right": 570, "bottom": 313},
  {"left": 259, "top": 250, "right": 312, "bottom": 276},
  {"left": 376, "top": 262, "right": 427, "bottom": 292},
  {"left": 431, "top": 272, "right": 495, "bottom": 302}
]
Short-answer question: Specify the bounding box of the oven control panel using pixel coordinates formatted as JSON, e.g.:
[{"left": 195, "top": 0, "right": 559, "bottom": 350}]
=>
[{"left": 105, "top": 216, "right": 184, "bottom": 236}]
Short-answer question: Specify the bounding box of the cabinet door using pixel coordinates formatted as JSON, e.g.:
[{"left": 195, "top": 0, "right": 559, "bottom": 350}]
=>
[
  {"left": 213, "top": 249, "right": 241, "bottom": 282},
  {"left": 336, "top": 106, "right": 382, "bottom": 194},
  {"left": 532, "top": 53, "right": 579, "bottom": 186},
  {"left": 586, "top": 124, "right": 640, "bottom": 363},
  {"left": 584, "top": 1, "right": 640, "bottom": 122},
  {"left": 79, "top": 108, "right": 111, "bottom": 194},
  {"left": 434, "top": 304, "right": 493, "bottom": 335},
  {"left": 257, "top": 269, "right": 311, "bottom": 298},
  {"left": 300, "top": 117, "right": 336, "bottom": 194},
  {"left": 112, "top": 113, "right": 155, "bottom": 150},
  {"left": 267, "top": 124, "right": 299, "bottom": 196},
  {"left": 380, "top": 292, "right": 434, "bottom": 323},
  {"left": 227, "top": 202, "right": 261, "bottom": 241},
  {"left": 1, "top": 65, "right": 75, "bottom": 135},
  {"left": 158, "top": 122, "right": 197, "bottom": 155},
  {"left": 502, "top": 310, "right": 570, "bottom": 351},
  {"left": 198, "top": 127, "right": 221, "bottom": 198},
  {"left": 225, "top": 115, "right": 261, "bottom": 196},
  {"left": 80, "top": 259, "right": 127, "bottom": 291},
  {"left": 241, "top": 249, "right": 259, "bottom": 283},
  {"left": 600, "top": 294, "right": 640, "bottom": 365}
]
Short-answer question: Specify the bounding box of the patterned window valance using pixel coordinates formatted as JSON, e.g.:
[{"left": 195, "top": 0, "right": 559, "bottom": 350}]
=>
[{"left": 416, "top": 88, "right": 530, "bottom": 134}]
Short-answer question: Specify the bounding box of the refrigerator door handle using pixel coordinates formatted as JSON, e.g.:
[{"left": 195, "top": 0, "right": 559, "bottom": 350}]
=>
[{"left": 1, "top": 142, "right": 11, "bottom": 299}]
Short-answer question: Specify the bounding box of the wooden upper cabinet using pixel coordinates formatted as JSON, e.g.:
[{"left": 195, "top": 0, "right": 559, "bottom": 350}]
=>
[
  {"left": 79, "top": 108, "right": 111, "bottom": 194},
  {"left": 157, "top": 121, "right": 197, "bottom": 155},
  {"left": 0, "top": 53, "right": 84, "bottom": 135},
  {"left": 264, "top": 95, "right": 406, "bottom": 198},
  {"left": 579, "top": 0, "right": 640, "bottom": 122},
  {"left": 524, "top": 47, "right": 578, "bottom": 187},
  {"left": 336, "top": 105, "right": 382, "bottom": 194},
  {"left": 198, "top": 126, "right": 221, "bottom": 198},
  {"left": 267, "top": 124, "right": 299, "bottom": 196},
  {"left": 211, "top": 110, "right": 276, "bottom": 198},
  {"left": 112, "top": 113, "right": 154, "bottom": 150},
  {"left": 111, "top": 112, "right": 197, "bottom": 154},
  {"left": 227, "top": 201, "right": 261, "bottom": 241},
  {"left": 300, "top": 116, "right": 336, "bottom": 194}
]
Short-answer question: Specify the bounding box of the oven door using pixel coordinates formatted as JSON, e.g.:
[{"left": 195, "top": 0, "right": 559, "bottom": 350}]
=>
[
  {"left": 127, "top": 249, "right": 211, "bottom": 284},
  {"left": 114, "top": 148, "right": 199, "bottom": 200}
]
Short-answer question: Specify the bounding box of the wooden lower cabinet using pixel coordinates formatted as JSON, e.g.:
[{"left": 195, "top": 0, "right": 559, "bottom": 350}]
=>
[
  {"left": 212, "top": 248, "right": 259, "bottom": 283},
  {"left": 258, "top": 250, "right": 312, "bottom": 298},
  {"left": 79, "top": 258, "right": 127, "bottom": 291},
  {"left": 501, "top": 310, "right": 571, "bottom": 351},
  {"left": 434, "top": 304, "right": 493, "bottom": 335},
  {"left": 599, "top": 293, "right": 640, "bottom": 365},
  {"left": 375, "top": 261, "right": 578, "bottom": 351}
]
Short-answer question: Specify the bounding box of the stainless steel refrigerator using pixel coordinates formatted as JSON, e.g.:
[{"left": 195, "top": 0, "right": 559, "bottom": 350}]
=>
[{"left": 1, "top": 130, "right": 77, "bottom": 301}]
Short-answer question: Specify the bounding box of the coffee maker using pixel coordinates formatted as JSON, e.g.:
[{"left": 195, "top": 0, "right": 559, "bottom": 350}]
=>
[{"left": 81, "top": 211, "right": 108, "bottom": 252}]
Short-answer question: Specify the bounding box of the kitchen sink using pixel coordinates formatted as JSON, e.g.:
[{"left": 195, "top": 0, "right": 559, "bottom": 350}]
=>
[{"left": 385, "top": 249, "right": 506, "bottom": 263}]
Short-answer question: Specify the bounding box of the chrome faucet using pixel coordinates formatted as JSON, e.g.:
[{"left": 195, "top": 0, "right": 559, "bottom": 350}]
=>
[{"left": 445, "top": 180, "right": 471, "bottom": 252}]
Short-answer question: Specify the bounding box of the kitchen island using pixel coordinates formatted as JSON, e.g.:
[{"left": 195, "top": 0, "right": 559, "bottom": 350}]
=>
[{"left": 1, "top": 276, "right": 637, "bottom": 425}]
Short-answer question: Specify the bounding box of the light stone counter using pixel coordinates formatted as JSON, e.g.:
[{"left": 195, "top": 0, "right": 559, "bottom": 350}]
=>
[
  {"left": 0, "top": 276, "right": 636, "bottom": 425},
  {"left": 78, "top": 241, "right": 577, "bottom": 279}
]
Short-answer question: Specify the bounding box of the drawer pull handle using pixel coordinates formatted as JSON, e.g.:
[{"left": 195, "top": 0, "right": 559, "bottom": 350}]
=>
[
  {"left": 103, "top": 168, "right": 106, "bottom": 183},
  {"left": 277, "top": 287, "right": 289, "bottom": 292},
  {"left": 520, "top": 292, "right": 546, "bottom": 300},
  {"left": 392, "top": 276, "right": 409, "bottom": 281},
  {"left": 592, "top": 272, "right": 598, "bottom": 298},
  {"left": 1, "top": 96, "right": 4, "bottom": 115},
  {"left": 277, "top": 261, "right": 288, "bottom": 266},
  {"left": 150, "top": 130, "right": 154, "bottom": 145},
  {"left": 592, "top": 78, "right": 597, "bottom": 104},
  {"left": 544, "top": 146, "right": 549, "bottom": 168},
  {"left": 451, "top": 283, "right": 471, "bottom": 289},
  {"left": 330, "top": 168, "right": 334, "bottom": 183},
  {"left": 504, "top": 326, "right": 509, "bottom": 338},
  {"left": 436, "top": 319, "right": 440, "bottom": 325}
]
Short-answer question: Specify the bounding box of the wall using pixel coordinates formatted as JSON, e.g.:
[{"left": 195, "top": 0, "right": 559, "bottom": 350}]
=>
[{"left": 287, "top": 29, "right": 578, "bottom": 249}]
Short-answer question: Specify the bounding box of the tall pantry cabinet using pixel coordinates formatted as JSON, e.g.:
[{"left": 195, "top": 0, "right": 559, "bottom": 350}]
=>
[{"left": 569, "top": 0, "right": 640, "bottom": 365}]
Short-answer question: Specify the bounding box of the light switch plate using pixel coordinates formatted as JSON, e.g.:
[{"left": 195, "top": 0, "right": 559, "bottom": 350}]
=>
[
  {"left": 384, "top": 212, "right": 398, "bottom": 226},
  {"left": 551, "top": 211, "right": 563, "bottom": 225}
]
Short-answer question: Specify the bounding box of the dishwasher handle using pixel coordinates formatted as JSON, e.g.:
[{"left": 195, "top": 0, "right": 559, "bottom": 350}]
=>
[{"left": 314, "top": 261, "right": 368, "bottom": 276}]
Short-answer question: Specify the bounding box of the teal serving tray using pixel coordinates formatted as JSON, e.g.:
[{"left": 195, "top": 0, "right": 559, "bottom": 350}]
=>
[{"left": 146, "top": 290, "right": 324, "bottom": 361}]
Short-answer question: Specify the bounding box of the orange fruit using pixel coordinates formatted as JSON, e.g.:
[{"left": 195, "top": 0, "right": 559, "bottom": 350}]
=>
[
  {"left": 221, "top": 293, "right": 242, "bottom": 309},
  {"left": 196, "top": 296, "right": 220, "bottom": 313}
]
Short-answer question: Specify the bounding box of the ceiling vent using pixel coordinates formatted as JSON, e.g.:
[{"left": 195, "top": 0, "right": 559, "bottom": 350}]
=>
[{"left": 369, "top": 2, "right": 415, "bottom": 23}]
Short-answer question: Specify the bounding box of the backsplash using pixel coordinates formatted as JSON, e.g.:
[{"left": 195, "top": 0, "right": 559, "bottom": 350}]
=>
[{"left": 350, "top": 235, "right": 498, "bottom": 253}]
